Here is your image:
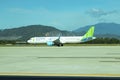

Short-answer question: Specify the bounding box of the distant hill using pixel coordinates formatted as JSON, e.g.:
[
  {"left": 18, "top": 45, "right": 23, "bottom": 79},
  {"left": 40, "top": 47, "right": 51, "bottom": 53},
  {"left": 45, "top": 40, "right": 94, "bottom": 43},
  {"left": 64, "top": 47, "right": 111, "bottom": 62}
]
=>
[
  {"left": 74, "top": 23, "right": 120, "bottom": 39},
  {"left": 0, "top": 25, "right": 74, "bottom": 41},
  {"left": 0, "top": 23, "right": 120, "bottom": 41}
]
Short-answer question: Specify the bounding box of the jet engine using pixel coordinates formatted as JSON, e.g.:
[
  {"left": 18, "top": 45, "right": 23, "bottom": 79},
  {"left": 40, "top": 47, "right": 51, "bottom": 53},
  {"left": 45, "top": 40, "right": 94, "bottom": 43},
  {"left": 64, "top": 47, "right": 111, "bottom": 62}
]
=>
[{"left": 46, "top": 41, "right": 54, "bottom": 46}]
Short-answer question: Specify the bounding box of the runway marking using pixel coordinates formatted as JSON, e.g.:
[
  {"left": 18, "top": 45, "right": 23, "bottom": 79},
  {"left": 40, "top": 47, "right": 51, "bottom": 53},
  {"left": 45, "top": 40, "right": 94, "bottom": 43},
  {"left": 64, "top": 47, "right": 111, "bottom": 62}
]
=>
[
  {"left": 107, "top": 53, "right": 120, "bottom": 55},
  {"left": 0, "top": 73, "right": 120, "bottom": 77},
  {"left": 36, "top": 57, "right": 120, "bottom": 59},
  {"left": 100, "top": 61, "right": 120, "bottom": 62}
]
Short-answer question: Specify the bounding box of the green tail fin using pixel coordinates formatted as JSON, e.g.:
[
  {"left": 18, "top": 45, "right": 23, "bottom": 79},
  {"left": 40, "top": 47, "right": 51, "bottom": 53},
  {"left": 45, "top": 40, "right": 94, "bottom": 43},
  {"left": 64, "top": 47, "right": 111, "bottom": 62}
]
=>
[{"left": 82, "top": 26, "right": 95, "bottom": 39}]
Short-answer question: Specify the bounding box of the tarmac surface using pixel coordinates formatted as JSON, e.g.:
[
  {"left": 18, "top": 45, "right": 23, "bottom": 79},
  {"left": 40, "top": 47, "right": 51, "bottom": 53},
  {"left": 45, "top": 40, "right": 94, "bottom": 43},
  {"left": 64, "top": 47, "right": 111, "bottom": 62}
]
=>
[{"left": 0, "top": 46, "right": 120, "bottom": 77}]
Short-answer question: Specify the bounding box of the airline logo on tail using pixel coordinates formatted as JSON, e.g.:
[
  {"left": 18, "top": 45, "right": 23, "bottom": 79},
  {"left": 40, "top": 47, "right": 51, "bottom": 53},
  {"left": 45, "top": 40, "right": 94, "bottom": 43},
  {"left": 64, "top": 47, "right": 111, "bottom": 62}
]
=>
[{"left": 81, "top": 26, "right": 96, "bottom": 42}]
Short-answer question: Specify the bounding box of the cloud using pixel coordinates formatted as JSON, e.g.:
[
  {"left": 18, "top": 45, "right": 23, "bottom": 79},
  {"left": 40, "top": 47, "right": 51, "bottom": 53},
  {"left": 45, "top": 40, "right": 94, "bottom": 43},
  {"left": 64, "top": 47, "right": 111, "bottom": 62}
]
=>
[
  {"left": 5, "top": 7, "right": 120, "bottom": 30},
  {"left": 8, "top": 7, "right": 49, "bottom": 15},
  {"left": 7, "top": 8, "right": 85, "bottom": 30},
  {"left": 86, "top": 8, "right": 118, "bottom": 18},
  {"left": 8, "top": 8, "right": 34, "bottom": 14}
]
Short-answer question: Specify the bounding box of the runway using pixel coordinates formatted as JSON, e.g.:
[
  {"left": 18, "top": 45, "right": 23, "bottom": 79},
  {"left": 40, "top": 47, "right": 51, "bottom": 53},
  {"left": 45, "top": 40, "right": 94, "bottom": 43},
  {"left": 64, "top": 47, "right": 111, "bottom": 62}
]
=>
[{"left": 0, "top": 46, "right": 120, "bottom": 77}]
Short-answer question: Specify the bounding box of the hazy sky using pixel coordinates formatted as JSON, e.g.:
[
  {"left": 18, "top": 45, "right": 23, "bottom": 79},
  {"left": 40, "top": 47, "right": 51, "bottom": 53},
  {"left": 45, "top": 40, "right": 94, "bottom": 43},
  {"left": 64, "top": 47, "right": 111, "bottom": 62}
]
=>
[{"left": 0, "top": 0, "right": 120, "bottom": 30}]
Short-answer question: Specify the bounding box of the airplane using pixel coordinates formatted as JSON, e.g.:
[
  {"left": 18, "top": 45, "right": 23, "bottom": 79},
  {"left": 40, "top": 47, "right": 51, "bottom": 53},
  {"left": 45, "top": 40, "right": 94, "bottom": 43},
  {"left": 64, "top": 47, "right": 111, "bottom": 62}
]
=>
[{"left": 27, "top": 26, "right": 96, "bottom": 46}]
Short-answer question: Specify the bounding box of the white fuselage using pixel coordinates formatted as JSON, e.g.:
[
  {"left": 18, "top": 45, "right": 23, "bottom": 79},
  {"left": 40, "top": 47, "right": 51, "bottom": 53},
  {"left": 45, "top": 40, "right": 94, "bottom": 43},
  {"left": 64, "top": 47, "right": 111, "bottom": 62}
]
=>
[{"left": 27, "top": 36, "right": 83, "bottom": 44}]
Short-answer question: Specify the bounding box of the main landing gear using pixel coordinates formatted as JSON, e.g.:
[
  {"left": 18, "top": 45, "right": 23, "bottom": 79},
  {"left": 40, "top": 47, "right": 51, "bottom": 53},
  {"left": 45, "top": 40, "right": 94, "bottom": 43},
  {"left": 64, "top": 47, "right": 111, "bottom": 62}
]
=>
[{"left": 57, "top": 43, "right": 63, "bottom": 47}]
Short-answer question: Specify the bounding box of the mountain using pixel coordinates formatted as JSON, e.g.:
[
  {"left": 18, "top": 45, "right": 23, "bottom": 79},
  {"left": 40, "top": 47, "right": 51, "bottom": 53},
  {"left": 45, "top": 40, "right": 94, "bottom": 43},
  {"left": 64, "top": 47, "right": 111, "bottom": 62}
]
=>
[
  {"left": 0, "top": 25, "right": 74, "bottom": 41},
  {"left": 74, "top": 23, "right": 120, "bottom": 39},
  {"left": 0, "top": 23, "right": 120, "bottom": 41}
]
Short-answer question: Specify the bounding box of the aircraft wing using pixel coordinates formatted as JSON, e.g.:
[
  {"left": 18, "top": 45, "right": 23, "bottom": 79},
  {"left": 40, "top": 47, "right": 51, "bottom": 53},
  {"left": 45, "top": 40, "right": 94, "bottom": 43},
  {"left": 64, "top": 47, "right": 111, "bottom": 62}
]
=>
[{"left": 53, "top": 33, "right": 63, "bottom": 46}]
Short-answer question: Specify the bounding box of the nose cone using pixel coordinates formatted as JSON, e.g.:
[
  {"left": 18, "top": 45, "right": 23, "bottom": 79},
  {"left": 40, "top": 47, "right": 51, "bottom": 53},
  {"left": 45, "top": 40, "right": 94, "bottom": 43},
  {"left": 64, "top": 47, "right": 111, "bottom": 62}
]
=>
[{"left": 27, "top": 40, "right": 31, "bottom": 43}]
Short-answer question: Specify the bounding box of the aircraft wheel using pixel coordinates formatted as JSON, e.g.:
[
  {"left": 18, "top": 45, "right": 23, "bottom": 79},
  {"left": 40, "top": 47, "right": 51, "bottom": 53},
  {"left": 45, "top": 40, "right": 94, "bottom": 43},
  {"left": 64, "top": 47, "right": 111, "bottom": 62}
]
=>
[
  {"left": 57, "top": 44, "right": 60, "bottom": 47},
  {"left": 61, "top": 44, "right": 63, "bottom": 46},
  {"left": 57, "top": 44, "right": 63, "bottom": 47}
]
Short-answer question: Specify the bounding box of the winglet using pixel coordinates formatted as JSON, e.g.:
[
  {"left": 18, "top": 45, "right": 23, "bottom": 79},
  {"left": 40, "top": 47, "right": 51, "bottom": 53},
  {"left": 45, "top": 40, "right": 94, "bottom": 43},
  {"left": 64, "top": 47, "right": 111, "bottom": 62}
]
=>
[{"left": 58, "top": 33, "right": 62, "bottom": 39}]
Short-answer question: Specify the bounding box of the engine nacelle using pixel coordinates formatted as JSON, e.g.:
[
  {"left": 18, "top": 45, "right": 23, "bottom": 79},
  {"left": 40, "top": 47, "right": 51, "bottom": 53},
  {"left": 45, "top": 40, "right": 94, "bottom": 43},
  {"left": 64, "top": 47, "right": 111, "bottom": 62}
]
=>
[{"left": 46, "top": 41, "right": 54, "bottom": 46}]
